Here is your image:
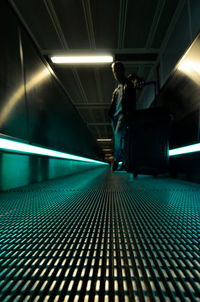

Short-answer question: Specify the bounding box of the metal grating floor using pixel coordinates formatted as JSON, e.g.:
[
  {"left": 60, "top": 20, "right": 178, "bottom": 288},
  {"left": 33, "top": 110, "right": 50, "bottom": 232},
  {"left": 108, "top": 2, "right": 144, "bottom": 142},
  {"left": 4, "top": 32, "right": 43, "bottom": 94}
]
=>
[{"left": 0, "top": 167, "right": 200, "bottom": 302}]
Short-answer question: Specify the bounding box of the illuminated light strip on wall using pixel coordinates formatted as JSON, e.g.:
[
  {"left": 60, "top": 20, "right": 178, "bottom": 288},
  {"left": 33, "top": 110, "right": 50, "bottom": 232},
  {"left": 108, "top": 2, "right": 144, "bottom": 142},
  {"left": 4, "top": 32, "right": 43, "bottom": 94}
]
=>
[
  {"left": 51, "top": 56, "right": 113, "bottom": 64},
  {"left": 169, "top": 143, "right": 200, "bottom": 156},
  {"left": 0, "top": 138, "right": 108, "bottom": 165}
]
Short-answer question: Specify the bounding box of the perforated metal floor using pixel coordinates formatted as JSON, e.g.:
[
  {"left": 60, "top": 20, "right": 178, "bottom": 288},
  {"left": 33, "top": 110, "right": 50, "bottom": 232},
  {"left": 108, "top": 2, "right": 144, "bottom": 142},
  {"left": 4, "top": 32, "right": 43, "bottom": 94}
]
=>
[{"left": 0, "top": 167, "right": 200, "bottom": 302}]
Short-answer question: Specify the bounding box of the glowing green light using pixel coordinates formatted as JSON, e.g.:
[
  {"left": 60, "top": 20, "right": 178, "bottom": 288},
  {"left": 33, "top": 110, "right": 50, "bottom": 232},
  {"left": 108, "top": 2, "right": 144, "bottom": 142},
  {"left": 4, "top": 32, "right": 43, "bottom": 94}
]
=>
[
  {"left": 0, "top": 138, "right": 108, "bottom": 165},
  {"left": 169, "top": 143, "right": 200, "bottom": 156}
]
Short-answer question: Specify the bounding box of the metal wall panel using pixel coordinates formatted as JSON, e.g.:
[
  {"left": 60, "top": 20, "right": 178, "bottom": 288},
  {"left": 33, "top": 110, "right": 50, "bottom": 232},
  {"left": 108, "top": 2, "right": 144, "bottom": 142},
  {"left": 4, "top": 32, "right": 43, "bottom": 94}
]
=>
[
  {"left": 0, "top": 0, "right": 104, "bottom": 190},
  {"left": 154, "top": 31, "right": 200, "bottom": 148},
  {"left": 21, "top": 27, "right": 101, "bottom": 158},
  {"left": 0, "top": 151, "right": 105, "bottom": 191},
  {"left": 20, "top": 28, "right": 52, "bottom": 147},
  {"left": 0, "top": 0, "right": 102, "bottom": 160},
  {"left": 161, "top": 2, "right": 190, "bottom": 86},
  {"left": 0, "top": 1, "right": 28, "bottom": 140}
]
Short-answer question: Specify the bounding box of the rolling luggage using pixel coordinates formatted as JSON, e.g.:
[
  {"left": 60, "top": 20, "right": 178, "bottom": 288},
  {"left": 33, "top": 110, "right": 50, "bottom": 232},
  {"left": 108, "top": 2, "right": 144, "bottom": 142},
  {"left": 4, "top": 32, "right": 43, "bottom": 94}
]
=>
[{"left": 124, "top": 108, "right": 171, "bottom": 177}]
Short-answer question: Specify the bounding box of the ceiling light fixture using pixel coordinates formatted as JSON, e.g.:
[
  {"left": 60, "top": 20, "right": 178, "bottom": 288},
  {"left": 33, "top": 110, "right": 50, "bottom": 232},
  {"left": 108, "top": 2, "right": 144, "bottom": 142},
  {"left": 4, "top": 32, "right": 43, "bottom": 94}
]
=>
[
  {"left": 51, "top": 55, "right": 113, "bottom": 64},
  {"left": 97, "top": 139, "right": 112, "bottom": 142}
]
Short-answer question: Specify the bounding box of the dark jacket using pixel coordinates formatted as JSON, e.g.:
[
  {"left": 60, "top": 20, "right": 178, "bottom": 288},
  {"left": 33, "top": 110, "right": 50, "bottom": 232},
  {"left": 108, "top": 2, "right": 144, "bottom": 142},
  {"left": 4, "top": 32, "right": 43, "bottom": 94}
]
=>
[{"left": 108, "top": 78, "right": 136, "bottom": 120}]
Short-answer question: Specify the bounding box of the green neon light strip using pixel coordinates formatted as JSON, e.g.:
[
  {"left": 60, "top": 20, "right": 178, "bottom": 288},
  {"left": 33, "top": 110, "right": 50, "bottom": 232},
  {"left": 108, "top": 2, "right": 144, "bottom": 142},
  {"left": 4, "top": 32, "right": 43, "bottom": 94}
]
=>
[
  {"left": 0, "top": 138, "right": 108, "bottom": 165},
  {"left": 169, "top": 143, "right": 200, "bottom": 156}
]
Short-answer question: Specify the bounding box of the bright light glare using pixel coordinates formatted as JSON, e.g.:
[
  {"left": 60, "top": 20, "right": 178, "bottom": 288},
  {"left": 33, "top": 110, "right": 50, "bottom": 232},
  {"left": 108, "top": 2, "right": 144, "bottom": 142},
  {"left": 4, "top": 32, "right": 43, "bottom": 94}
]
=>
[
  {"left": 0, "top": 138, "right": 108, "bottom": 165},
  {"left": 97, "top": 139, "right": 112, "bottom": 142},
  {"left": 0, "top": 68, "right": 49, "bottom": 128},
  {"left": 51, "top": 56, "right": 113, "bottom": 64},
  {"left": 169, "top": 143, "right": 200, "bottom": 156},
  {"left": 178, "top": 60, "right": 200, "bottom": 74}
]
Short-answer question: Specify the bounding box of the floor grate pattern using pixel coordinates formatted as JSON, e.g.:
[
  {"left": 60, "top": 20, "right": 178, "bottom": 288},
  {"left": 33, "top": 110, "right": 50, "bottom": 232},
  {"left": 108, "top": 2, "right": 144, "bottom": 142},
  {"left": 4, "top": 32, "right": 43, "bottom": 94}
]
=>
[{"left": 0, "top": 167, "right": 200, "bottom": 302}]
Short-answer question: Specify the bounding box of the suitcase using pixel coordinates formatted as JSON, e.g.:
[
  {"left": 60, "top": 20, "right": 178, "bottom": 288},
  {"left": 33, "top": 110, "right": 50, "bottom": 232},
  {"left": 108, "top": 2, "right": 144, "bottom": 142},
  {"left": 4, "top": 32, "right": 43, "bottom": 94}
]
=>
[{"left": 124, "top": 108, "right": 171, "bottom": 177}]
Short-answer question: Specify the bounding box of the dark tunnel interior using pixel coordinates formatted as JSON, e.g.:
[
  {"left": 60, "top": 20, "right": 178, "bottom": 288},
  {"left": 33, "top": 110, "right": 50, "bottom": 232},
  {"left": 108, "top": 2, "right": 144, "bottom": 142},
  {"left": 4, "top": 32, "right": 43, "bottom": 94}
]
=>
[{"left": 0, "top": 1, "right": 200, "bottom": 301}]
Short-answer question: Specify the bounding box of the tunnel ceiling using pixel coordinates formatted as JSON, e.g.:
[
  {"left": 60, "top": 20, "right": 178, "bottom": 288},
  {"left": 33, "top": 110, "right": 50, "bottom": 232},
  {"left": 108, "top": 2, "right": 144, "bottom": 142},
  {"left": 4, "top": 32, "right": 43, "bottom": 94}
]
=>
[{"left": 9, "top": 0, "right": 183, "bottom": 160}]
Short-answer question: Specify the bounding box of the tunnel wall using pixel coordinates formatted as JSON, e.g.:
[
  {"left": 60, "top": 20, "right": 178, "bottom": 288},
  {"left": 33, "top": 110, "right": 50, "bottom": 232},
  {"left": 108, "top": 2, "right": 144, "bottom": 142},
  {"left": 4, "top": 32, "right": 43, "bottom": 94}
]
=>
[
  {"left": 138, "top": 0, "right": 200, "bottom": 109},
  {"left": 0, "top": 151, "right": 106, "bottom": 191},
  {"left": 154, "top": 31, "right": 200, "bottom": 183},
  {"left": 160, "top": 0, "right": 200, "bottom": 183},
  {"left": 0, "top": 1, "right": 104, "bottom": 191},
  {"left": 138, "top": 0, "right": 200, "bottom": 183},
  {"left": 160, "top": 0, "right": 200, "bottom": 87}
]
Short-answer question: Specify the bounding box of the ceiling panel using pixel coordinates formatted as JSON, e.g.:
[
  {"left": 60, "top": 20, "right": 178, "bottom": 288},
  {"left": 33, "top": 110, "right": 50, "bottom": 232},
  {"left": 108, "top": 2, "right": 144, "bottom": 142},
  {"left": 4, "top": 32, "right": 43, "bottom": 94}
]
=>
[
  {"left": 52, "top": 0, "right": 90, "bottom": 49},
  {"left": 140, "top": 65, "right": 154, "bottom": 79},
  {"left": 53, "top": 67, "right": 84, "bottom": 103},
  {"left": 152, "top": 0, "right": 180, "bottom": 48},
  {"left": 125, "top": 0, "right": 159, "bottom": 48},
  {"left": 91, "top": 0, "right": 120, "bottom": 48},
  {"left": 91, "top": 108, "right": 110, "bottom": 123},
  {"left": 78, "top": 108, "right": 95, "bottom": 124},
  {"left": 12, "top": 0, "right": 63, "bottom": 49},
  {"left": 99, "top": 67, "right": 117, "bottom": 103},
  {"left": 75, "top": 67, "right": 100, "bottom": 103}
]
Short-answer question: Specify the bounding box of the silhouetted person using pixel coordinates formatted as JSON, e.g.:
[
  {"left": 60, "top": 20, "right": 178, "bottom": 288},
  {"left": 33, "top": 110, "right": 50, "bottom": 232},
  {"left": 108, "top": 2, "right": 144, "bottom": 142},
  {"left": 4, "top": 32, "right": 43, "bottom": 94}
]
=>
[{"left": 108, "top": 61, "right": 137, "bottom": 171}]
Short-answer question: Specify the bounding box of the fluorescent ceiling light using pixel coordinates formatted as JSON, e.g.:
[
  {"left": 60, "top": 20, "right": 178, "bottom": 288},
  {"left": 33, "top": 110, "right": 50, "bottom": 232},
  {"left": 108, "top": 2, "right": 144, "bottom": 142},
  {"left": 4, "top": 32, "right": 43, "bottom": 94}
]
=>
[
  {"left": 169, "top": 143, "right": 200, "bottom": 156},
  {"left": 51, "top": 56, "right": 113, "bottom": 64},
  {"left": 97, "top": 139, "right": 112, "bottom": 142},
  {"left": 0, "top": 138, "right": 108, "bottom": 165},
  {"left": 103, "top": 149, "right": 112, "bottom": 151}
]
